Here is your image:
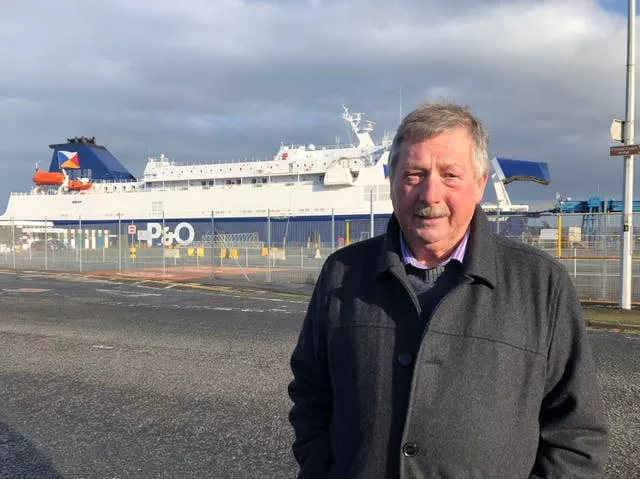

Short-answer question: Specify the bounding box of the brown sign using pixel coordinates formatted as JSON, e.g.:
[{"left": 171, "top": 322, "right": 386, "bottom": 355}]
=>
[{"left": 610, "top": 144, "right": 640, "bottom": 156}]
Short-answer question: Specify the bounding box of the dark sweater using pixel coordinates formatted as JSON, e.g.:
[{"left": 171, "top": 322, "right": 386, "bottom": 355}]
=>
[{"left": 405, "top": 261, "right": 463, "bottom": 322}]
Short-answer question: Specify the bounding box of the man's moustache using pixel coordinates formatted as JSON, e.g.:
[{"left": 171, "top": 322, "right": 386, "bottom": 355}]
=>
[{"left": 413, "top": 205, "right": 451, "bottom": 218}]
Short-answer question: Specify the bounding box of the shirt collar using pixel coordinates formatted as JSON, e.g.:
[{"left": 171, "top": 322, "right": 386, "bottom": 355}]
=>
[{"left": 399, "top": 227, "right": 469, "bottom": 270}]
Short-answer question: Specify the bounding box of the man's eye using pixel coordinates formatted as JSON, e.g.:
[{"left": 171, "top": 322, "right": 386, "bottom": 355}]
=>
[{"left": 405, "top": 174, "right": 421, "bottom": 183}]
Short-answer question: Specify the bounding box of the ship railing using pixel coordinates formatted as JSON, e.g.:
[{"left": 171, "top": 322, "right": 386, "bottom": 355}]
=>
[
  {"left": 280, "top": 143, "right": 359, "bottom": 152},
  {"left": 279, "top": 142, "right": 386, "bottom": 154},
  {"left": 146, "top": 156, "right": 277, "bottom": 167}
]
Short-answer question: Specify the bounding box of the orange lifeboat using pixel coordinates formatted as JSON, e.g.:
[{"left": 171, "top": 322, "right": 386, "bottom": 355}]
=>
[
  {"left": 68, "top": 179, "right": 92, "bottom": 191},
  {"left": 33, "top": 170, "right": 64, "bottom": 185}
]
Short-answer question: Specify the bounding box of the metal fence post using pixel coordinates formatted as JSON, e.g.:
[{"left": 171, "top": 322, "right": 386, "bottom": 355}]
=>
[
  {"left": 211, "top": 210, "right": 216, "bottom": 275},
  {"left": 118, "top": 213, "right": 122, "bottom": 273},
  {"left": 267, "top": 209, "right": 271, "bottom": 282},
  {"left": 602, "top": 260, "right": 607, "bottom": 301},
  {"left": 331, "top": 208, "right": 335, "bottom": 252},
  {"left": 78, "top": 215, "right": 83, "bottom": 273},
  {"left": 370, "top": 190, "right": 374, "bottom": 239},
  {"left": 44, "top": 217, "right": 48, "bottom": 270},
  {"left": 556, "top": 213, "right": 562, "bottom": 258},
  {"left": 162, "top": 210, "right": 166, "bottom": 275},
  {"left": 11, "top": 218, "right": 15, "bottom": 270}
]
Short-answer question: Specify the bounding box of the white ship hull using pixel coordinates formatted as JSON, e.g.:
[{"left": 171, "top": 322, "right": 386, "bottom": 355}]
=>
[{"left": 3, "top": 177, "right": 393, "bottom": 222}]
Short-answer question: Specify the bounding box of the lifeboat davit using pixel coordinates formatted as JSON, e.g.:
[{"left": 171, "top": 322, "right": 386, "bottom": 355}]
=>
[
  {"left": 33, "top": 170, "right": 64, "bottom": 185},
  {"left": 68, "top": 179, "right": 92, "bottom": 191}
]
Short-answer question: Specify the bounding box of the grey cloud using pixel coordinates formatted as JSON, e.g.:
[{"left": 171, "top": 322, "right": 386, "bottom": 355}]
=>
[{"left": 0, "top": 0, "right": 634, "bottom": 207}]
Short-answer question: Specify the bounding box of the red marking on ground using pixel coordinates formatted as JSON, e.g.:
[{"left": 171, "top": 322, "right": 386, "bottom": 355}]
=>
[{"left": 88, "top": 266, "right": 288, "bottom": 281}]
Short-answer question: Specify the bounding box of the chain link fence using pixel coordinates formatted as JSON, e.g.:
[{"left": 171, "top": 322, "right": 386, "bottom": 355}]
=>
[{"left": 1, "top": 211, "right": 639, "bottom": 303}]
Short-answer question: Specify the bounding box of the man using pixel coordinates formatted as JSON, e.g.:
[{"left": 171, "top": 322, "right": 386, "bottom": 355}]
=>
[{"left": 288, "top": 102, "right": 608, "bottom": 478}]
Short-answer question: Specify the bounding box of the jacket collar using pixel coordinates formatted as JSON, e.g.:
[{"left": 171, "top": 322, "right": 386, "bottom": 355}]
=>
[{"left": 375, "top": 205, "right": 497, "bottom": 288}]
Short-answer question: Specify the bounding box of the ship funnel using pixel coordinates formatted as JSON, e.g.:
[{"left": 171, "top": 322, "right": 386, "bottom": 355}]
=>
[{"left": 47, "top": 137, "right": 136, "bottom": 181}]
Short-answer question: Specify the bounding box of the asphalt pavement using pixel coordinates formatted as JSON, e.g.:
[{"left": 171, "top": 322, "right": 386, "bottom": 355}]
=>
[
  {"left": 83, "top": 268, "right": 640, "bottom": 331},
  {"left": 0, "top": 270, "right": 638, "bottom": 478}
]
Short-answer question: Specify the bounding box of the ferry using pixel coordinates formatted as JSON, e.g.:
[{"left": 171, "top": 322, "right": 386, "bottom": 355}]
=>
[{"left": 0, "top": 107, "right": 550, "bottom": 247}]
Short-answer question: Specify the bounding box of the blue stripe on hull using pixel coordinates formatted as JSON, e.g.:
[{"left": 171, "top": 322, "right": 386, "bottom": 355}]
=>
[
  {"left": 51, "top": 211, "right": 533, "bottom": 246},
  {"left": 51, "top": 214, "right": 393, "bottom": 247}
]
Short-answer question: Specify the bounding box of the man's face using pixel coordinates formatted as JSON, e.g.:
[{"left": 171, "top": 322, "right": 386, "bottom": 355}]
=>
[{"left": 390, "top": 127, "right": 488, "bottom": 264}]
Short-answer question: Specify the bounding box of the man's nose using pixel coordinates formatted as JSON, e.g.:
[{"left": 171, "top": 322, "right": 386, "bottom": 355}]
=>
[{"left": 419, "top": 174, "right": 442, "bottom": 205}]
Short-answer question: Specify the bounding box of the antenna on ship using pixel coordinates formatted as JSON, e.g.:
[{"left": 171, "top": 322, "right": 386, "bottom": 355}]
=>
[
  {"left": 341, "top": 104, "right": 375, "bottom": 149},
  {"left": 342, "top": 105, "right": 355, "bottom": 146}
]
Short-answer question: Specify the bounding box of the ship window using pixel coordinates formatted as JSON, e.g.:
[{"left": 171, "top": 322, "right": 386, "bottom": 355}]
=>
[
  {"left": 226, "top": 180, "right": 232, "bottom": 185},
  {"left": 208, "top": 180, "right": 214, "bottom": 186},
  {"left": 261, "top": 178, "right": 267, "bottom": 183},
  {"left": 251, "top": 178, "right": 256, "bottom": 184},
  {"left": 201, "top": 181, "right": 206, "bottom": 186}
]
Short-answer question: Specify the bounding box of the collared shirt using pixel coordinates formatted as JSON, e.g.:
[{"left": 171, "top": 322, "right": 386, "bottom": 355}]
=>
[{"left": 400, "top": 227, "right": 469, "bottom": 270}]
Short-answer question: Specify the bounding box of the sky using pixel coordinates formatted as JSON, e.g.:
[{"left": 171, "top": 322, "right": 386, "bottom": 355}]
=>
[{"left": 0, "top": 0, "right": 637, "bottom": 210}]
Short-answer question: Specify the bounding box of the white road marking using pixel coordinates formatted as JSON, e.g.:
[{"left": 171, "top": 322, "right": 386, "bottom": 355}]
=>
[
  {"left": 96, "top": 288, "right": 161, "bottom": 297},
  {"left": 1, "top": 288, "right": 51, "bottom": 293},
  {"left": 96, "top": 301, "right": 303, "bottom": 315}
]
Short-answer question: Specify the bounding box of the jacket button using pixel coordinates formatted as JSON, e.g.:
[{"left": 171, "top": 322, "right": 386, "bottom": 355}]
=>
[
  {"left": 397, "top": 353, "right": 413, "bottom": 366},
  {"left": 402, "top": 442, "right": 418, "bottom": 457}
]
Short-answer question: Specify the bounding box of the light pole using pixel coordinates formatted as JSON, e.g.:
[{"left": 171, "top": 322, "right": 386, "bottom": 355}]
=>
[{"left": 620, "top": 0, "right": 636, "bottom": 309}]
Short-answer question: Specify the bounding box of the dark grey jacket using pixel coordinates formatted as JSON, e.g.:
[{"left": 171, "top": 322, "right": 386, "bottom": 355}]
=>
[{"left": 288, "top": 208, "right": 608, "bottom": 478}]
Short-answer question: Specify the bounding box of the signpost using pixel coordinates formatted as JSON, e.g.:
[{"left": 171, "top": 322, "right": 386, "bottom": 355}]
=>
[
  {"left": 610, "top": 144, "right": 640, "bottom": 156},
  {"left": 610, "top": 0, "right": 636, "bottom": 310},
  {"left": 128, "top": 224, "right": 136, "bottom": 261}
]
